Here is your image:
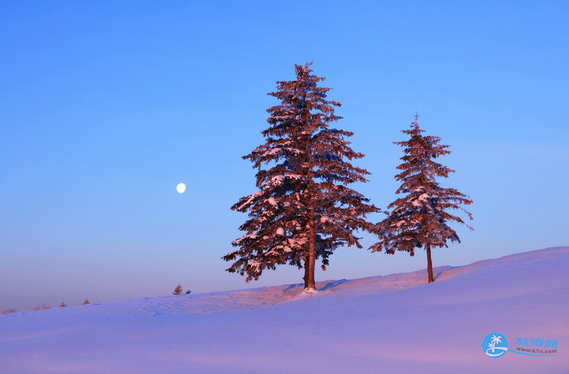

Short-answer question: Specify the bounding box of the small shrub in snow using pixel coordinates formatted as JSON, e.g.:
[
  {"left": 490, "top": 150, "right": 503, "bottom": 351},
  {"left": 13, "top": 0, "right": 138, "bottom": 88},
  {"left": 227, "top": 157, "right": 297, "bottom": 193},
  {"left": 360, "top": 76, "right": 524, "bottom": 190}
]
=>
[{"left": 172, "top": 283, "right": 183, "bottom": 295}]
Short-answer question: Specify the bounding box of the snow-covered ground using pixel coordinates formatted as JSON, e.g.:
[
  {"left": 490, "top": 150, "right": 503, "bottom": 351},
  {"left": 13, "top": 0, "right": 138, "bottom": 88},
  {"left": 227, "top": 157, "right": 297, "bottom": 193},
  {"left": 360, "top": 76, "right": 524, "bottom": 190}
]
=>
[{"left": 1, "top": 247, "right": 568, "bottom": 373}]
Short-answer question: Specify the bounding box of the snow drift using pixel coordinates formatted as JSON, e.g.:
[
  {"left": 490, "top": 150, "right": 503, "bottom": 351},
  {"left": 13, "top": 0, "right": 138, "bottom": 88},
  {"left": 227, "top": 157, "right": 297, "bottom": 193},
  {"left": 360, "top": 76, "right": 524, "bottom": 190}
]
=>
[{"left": 1, "top": 247, "right": 568, "bottom": 374}]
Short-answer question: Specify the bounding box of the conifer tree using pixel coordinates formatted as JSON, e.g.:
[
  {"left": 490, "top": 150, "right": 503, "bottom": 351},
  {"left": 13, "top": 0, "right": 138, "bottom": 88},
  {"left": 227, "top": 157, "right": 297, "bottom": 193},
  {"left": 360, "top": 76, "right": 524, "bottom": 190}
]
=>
[
  {"left": 172, "top": 283, "right": 183, "bottom": 295},
  {"left": 224, "top": 63, "right": 378, "bottom": 290},
  {"left": 371, "top": 114, "right": 473, "bottom": 283}
]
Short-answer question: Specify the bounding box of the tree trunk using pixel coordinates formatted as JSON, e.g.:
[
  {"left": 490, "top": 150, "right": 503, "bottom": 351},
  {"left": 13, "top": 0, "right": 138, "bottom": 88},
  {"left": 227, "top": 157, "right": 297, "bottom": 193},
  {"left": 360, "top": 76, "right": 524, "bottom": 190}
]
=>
[
  {"left": 426, "top": 244, "right": 434, "bottom": 283},
  {"left": 303, "top": 252, "right": 316, "bottom": 290},
  {"left": 303, "top": 224, "right": 316, "bottom": 290}
]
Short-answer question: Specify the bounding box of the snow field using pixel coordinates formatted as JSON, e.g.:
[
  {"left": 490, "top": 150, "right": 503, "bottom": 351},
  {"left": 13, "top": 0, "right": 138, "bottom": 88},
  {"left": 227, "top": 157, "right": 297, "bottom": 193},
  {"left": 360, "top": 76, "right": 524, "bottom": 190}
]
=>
[{"left": 1, "top": 247, "right": 568, "bottom": 373}]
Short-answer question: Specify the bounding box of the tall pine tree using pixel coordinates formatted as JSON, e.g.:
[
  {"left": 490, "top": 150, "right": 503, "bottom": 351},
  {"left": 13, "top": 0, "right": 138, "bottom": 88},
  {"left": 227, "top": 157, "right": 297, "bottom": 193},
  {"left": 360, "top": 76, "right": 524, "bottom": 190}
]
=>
[
  {"left": 371, "top": 114, "right": 473, "bottom": 283},
  {"left": 224, "top": 63, "right": 378, "bottom": 290}
]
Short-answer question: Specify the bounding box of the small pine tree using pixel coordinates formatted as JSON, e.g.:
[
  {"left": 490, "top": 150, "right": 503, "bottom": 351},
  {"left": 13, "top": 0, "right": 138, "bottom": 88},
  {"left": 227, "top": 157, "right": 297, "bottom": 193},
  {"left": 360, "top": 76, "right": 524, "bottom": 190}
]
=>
[
  {"left": 224, "top": 62, "right": 379, "bottom": 290},
  {"left": 83, "top": 298, "right": 90, "bottom": 305},
  {"left": 172, "top": 283, "right": 183, "bottom": 295},
  {"left": 60, "top": 301, "right": 66, "bottom": 308},
  {"left": 372, "top": 114, "right": 473, "bottom": 283}
]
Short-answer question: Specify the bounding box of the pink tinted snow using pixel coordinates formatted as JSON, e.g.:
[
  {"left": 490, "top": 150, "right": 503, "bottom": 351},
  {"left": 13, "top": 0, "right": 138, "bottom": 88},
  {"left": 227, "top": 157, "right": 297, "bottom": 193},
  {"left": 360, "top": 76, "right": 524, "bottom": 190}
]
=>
[{"left": 1, "top": 247, "right": 568, "bottom": 374}]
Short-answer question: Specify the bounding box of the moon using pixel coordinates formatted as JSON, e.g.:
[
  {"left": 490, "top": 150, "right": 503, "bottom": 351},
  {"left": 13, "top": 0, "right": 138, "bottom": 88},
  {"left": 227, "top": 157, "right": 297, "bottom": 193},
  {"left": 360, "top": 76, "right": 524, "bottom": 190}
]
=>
[{"left": 176, "top": 183, "right": 186, "bottom": 194}]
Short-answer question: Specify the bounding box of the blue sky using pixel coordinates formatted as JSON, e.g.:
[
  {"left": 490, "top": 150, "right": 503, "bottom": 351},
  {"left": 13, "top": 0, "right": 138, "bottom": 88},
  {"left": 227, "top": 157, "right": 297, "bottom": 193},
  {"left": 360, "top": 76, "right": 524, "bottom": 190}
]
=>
[{"left": 1, "top": 1, "right": 568, "bottom": 311}]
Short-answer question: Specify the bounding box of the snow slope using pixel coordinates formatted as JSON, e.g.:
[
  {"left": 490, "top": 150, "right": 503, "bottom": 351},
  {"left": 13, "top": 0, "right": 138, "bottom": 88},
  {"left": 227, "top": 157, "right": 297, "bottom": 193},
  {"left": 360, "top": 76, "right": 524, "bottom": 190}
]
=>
[{"left": 1, "top": 247, "right": 568, "bottom": 374}]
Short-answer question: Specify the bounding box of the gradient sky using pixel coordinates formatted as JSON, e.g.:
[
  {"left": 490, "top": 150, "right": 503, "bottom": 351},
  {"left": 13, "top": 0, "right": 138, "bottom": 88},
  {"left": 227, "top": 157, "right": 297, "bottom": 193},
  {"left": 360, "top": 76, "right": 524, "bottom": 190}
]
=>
[{"left": 1, "top": 1, "right": 568, "bottom": 311}]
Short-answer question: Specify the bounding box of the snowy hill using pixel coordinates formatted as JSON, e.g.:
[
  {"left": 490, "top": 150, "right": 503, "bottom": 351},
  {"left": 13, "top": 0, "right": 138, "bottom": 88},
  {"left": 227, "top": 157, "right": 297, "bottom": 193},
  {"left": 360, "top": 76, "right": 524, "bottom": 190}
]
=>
[{"left": 1, "top": 247, "right": 568, "bottom": 374}]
